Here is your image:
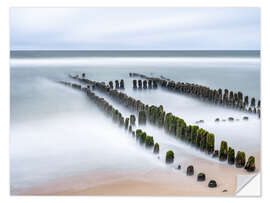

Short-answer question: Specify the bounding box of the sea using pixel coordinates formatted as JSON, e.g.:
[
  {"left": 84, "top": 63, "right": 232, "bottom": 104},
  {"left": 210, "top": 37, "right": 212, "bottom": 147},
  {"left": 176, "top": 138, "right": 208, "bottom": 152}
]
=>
[{"left": 10, "top": 50, "right": 260, "bottom": 193}]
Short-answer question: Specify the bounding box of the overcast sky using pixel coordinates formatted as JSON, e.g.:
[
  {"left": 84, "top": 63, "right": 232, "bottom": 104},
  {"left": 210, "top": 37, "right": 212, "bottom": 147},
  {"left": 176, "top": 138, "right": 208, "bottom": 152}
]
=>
[{"left": 10, "top": 8, "right": 260, "bottom": 50}]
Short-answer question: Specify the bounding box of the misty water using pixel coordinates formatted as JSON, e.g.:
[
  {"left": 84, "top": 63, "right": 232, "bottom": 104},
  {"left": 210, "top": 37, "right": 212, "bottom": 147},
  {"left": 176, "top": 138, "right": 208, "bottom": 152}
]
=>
[{"left": 10, "top": 51, "right": 260, "bottom": 192}]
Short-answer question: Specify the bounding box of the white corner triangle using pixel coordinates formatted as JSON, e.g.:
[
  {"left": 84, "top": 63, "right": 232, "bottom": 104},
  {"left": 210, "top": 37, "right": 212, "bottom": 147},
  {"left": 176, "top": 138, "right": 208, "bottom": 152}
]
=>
[{"left": 236, "top": 173, "right": 261, "bottom": 196}]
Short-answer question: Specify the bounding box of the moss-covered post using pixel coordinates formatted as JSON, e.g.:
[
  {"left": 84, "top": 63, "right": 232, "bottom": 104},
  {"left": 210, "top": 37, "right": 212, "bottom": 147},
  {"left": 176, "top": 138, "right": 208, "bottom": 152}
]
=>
[
  {"left": 165, "top": 150, "right": 174, "bottom": 164},
  {"left": 235, "top": 151, "right": 246, "bottom": 168},
  {"left": 228, "top": 147, "right": 235, "bottom": 164},
  {"left": 206, "top": 133, "right": 215, "bottom": 154},
  {"left": 136, "top": 129, "right": 142, "bottom": 141},
  {"left": 138, "top": 110, "right": 146, "bottom": 125},
  {"left": 139, "top": 132, "right": 147, "bottom": 145},
  {"left": 153, "top": 143, "right": 159, "bottom": 154},
  {"left": 200, "top": 131, "right": 207, "bottom": 151},
  {"left": 120, "top": 79, "right": 124, "bottom": 89},
  {"left": 191, "top": 126, "right": 199, "bottom": 146},
  {"left": 133, "top": 80, "right": 137, "bottom": 89},
  {"left": 245, "top": 156, "right": 256, "bottom": 172},
  {"left": 219, "top": 141, "right": 228, "bottom": 161},
  {"left": 145, "top": 136, "right": 154, "bottom": 148},
  {"left": 130, "top": 114, "right": 136, "bottom": 125}
]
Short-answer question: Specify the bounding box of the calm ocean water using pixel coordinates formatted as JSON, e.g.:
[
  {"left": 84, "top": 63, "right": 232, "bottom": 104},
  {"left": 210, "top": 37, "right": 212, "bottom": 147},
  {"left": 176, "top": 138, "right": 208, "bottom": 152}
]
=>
[{"left": 10, "top": 50, "right": 260, "bottom": 192}]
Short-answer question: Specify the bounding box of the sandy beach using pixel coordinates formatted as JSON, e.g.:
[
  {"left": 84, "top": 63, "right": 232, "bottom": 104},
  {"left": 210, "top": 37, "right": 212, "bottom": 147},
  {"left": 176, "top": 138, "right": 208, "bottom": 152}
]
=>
[{"left": 15, "top": 152, "right": 259, "bottom": 196}]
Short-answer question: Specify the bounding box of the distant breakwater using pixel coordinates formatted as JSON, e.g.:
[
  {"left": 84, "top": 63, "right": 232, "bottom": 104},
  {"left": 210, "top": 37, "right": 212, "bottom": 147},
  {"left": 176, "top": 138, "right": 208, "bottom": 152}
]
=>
[{"left": 129, "top": 73, "right": 260, "bottom": 118}]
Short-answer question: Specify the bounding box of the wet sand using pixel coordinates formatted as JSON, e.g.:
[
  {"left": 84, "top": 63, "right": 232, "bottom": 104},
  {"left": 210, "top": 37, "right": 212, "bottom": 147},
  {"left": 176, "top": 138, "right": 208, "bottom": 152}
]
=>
[{"left": 15, "top": 152, "right": 259, "bottom": 196}]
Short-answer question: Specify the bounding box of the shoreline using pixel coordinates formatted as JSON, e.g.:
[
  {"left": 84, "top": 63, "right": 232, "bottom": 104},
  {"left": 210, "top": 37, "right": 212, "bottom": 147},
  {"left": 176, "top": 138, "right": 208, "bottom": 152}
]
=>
[{"left": 14, "top": 152, "right": 260, "bottom": 196}]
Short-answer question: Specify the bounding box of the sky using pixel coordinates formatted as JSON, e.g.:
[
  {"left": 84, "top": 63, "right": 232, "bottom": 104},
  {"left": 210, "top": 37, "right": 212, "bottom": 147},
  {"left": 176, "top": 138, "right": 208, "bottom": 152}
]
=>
[{"left": 10, "top": 8, "right": 260, "bottom": 50}]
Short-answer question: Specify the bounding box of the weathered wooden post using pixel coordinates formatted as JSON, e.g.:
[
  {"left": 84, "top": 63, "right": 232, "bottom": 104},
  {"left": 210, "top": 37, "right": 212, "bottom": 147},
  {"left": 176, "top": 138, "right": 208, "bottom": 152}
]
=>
[
  {"left": 228, "top": 147, "right": 235, "bottom": 164},
  {"left": 165, "top": 150, "right": 174, "bottom": 164},
  {"left": 120, "top": 79, "right": 124, "bottom": 89},
  {"left": 115, "top": 80, "right": 119, "bottom": 89},
  {"left": 139, "top": 132, "right": 147, "bottom": 145},
  {"left": 136, "top": 129, "right": 142, "bottom": 141},
  {"left": 245, "top": 156, "right": 256, "bottom": 172},
  {"left": 219, "top": 141, "right": 228, "bottom": 161},
  {"left": 143, "top": 80, "right": 147, "bottom": 89},
  {"left": 187, "top": 165, "right": 194, "bottom": 176},
  {"left": 128, "top": 125, "right": 132, "bottom": 133},
  {"left": 138, "top": 80, "right": 142, "bottom": 88},
  {"left": 153, "top": 143, "right": 159, "bottom": 154},
  {"left": 109, "top": 81, "right": 113, "bottom": 89},
  {"left": 153, "top": 81, "right": 158, "bottom": 89},
  {"left": 251, "top": 97, "right": 256, "bottom": 106},
  {"left": 206, "top": 133, "right": 215, "bottom": 154},
  {"left": 148, "top": 80, "right": 152, "bottom": 88},
  {"left": 145, "top": 136, "right": 154, "bottom": 148},
  {"left": 130, "top": 115, "right": 136, "bottom": 125},
  {"left": 244, "top": 96, "right": 249, "bottom": 106},
  {"left": 235, "top": 151, "right": 246, "bottom": 168},
  {"left": 138, "top": 110, "right": 146, "bottom": 125},
  {"left": 197, "top": 173, "right": 206, "bottom": 181},
  {"left": 133, "top": 80, "right": 137, "bottom": 89},
  {"left": 124, "top": 118, "right": 129, "bottom": 130}
]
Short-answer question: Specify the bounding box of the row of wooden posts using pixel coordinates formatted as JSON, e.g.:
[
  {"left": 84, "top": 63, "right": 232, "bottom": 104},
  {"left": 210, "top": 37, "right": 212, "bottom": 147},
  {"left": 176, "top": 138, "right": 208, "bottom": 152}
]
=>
[
  {"left": 129, "top": 73, "right": 261, "bottom": 118},
  {"left": 59, "top": 80, "right": 160, "bottom": 155},
  {"left": 60, "top": 80, "right": 223, "bottom": 187},
  {"left": 68, "top": 73, "right": 256, "bottom": 172}
]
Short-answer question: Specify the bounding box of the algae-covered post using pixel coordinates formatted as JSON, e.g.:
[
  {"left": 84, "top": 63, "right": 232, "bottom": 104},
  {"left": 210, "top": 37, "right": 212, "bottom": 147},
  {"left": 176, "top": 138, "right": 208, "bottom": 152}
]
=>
[
  {"left": 235, "top": 151, "right": 246, "bottom": 168},
  {"left": 206, "top": 133, "right": 215, "bottom": 154},
  {"left": 145, "top": 136, "right": 154, "bottom": 148},
  {"left": 245, "top": 156, "right": 256, "bottom": 172},
  {"left": 228, "top": 147, "right": 235, "bottom": 164},
  {"left": 139, "top": 132, "right": 147, "bottom": 145},
  {"left": 197, "top": 173, "right": 206, "bottom": 181},
  {"left": 138, "top": 110, "right": 147, "bottom": 125},
  {"left": 219, "top": 141, "right": 228, "bottom": 161},
  {"left": 136, "top": 129, "right": 142, "bottom": 141},
  {"left": 165, "top": 150, "right": 174, "bottom": 164}
]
